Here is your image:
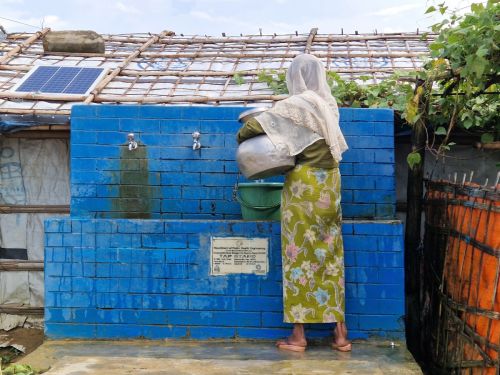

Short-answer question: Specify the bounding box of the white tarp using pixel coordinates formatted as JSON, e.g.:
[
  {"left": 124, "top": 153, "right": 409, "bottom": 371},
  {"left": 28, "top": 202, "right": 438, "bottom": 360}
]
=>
[{"left": 0, "top": 138, "right": 69, "bottom": 327}]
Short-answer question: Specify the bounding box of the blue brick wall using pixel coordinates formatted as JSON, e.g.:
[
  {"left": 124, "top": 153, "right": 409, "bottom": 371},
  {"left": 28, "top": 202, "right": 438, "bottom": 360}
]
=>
[
  {"left": 45, "top": 218, "right": 404, "bottom": 340},
  {"left": 70, "top": 105, "right": 395, "bottom": 219}
]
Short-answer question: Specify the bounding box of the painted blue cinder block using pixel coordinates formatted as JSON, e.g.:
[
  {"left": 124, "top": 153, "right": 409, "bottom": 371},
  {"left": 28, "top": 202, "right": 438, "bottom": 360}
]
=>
[
  {"left": 237, "top": 328, "right": 290, "bottom": 339},
  {"left": 45, "top": 277, "right": 72, "bottom": 292},
  {"left": 262, "top": 313, "right": 291, "bottom": 328},
  {"left": 142, "top": 295, "right": 188, "bottom": 310},
  {"left": 139, "top": 106, "right": 183, "bottom": 119},
  {"left": 190, "top": 327, "right": 236, "bottom": 339},
  {"left": 45, "top": 220, "right": 71, "bottom": 233},
  {"left": 342, "top": 204, "right": 376, "bottom": 218},
  {"left": 71, "top": 184, "right": 97, "bottom": 198},
  {"left": 97, "top": 324, "right": 143, "bottom": 339},
  {"left": 237, "top": 296, "right": 282, "bottom": 312},
  {"left": 354, "top": 190, "right": 394, "bottom": 204},
  {"left": 71, "top": 131, "right": 97, "bottom": 145},
  {"left": 183, "top": 160, "right": 225, "bottom": 173},
  {"left": 96, "top": 131, "right": 124, "bottom": 145},
  {"left": 340, "top": 122, "right": 374, "bottom": 135},
  {"left": 373, "top": 122, "right": 394, "bottom": 136},
  {"left": 358, "top": 315, "right": 402, "bottom": 331},
  {"left": 346, "top": 136, "right": 393, "bottom": 149},
  {"left": 73, "top": 118, "right": 120, "bottom": 132},
  {"left": 71, "top": 104, "right": 97, "bottom": 118},
  {"left": 63, "top": 233, "right": 81, "bottom": 247},
  {"left": 96, "top": 105, "right": 140, "bottom": 119},
  {"left": 341, "top": 149, "right": 375, "bottom": 163},
  {"left": 378, "top": 236, "right": 404, "bottom": 252},
  {"left": 379, "top": 268, "right": 404, "bottom": 285},
  {"left": 45, "top": 323, "right": 96, "bottom": 339},
  {"left": 143, "top": 326, "right": 188, "bottom": 339},
  {"left": 95, "top": 293, "right": 142, "bottom": 309},
  {"left": 343, "top": 235, "right": 379, "bottom": 251},
  {"left": 374, "top": 176, "right": 395, "bottom": 190},
  {"left": 354, "top": 222, "right": 403, "bottom": 236},
  {"left": 354, "top": 163, "right": 394, "bottom": 176},
  {"left": 46, "top": 233, "right": 63, "bottom": 247},
  {"left": 352, "top": 108, "right": 393, "bottom": 122},
  {"left": 120, "top": 118, "right": 160, "bottom": 133},
  {"left": 374, "top": 149, "right": 395, "bottom": 163},
  {"left": 189, "top": 295, "right": 236, "bottom": 310}
]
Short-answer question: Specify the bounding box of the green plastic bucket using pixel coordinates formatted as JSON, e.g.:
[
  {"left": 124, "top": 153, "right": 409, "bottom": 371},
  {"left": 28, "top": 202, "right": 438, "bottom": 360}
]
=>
[{"left": 236, "top": 182, "right": 283, "bottom": 221}]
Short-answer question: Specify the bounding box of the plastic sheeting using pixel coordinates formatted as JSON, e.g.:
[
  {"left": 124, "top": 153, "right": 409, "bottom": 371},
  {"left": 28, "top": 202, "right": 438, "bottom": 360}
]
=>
[{"left": 0, "top": 137, "right": 69, "bottom": 327}]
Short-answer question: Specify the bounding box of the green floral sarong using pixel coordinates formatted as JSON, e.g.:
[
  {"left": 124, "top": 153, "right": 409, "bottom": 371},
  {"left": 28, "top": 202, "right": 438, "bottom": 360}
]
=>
[{"left": 281, "top": 164, "right": 345, "bottom": 323}]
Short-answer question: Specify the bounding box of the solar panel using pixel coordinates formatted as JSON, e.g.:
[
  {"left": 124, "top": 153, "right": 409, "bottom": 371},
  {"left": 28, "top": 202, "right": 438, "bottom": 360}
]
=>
[{"left": 13, "top": 66, "right": 107, "bottom": 96}]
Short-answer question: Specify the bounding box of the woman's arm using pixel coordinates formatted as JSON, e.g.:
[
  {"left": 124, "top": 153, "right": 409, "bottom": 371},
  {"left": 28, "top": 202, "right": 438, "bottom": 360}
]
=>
[{"left": 236, "top": 118, "right": 265, "bottom": 144}]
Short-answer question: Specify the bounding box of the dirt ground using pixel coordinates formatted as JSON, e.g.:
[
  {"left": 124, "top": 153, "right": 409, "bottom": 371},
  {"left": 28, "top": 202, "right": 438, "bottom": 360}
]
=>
[{"left": 0, "top": 328, "right": 44, "bottom": 364}]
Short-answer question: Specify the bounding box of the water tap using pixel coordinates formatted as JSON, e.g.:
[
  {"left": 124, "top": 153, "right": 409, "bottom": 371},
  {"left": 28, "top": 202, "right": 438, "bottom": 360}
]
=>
[
  {"left": 127, "top": 133, "right": 138, "bottom": 151},
  {"left": 192, "top": 131, "right": 201, "bottom": 150}
]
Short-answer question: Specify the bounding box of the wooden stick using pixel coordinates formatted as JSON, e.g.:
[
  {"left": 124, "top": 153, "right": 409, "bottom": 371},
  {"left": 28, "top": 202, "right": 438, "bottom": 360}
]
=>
[
  {"left": 305, "top": 27, "right": 318, "bottom": 54},
  {"left": 84, "top": 30, "right": 173, "bottom": 103},
  {"left": 0, "top": 28, "right": 50, "bottom": 65}
]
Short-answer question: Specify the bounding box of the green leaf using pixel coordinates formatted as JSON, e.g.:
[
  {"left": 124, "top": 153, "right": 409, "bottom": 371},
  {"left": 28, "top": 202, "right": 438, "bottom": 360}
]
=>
[
  {"left": 407, "top": 152, "right": 422, "bottom": 170},
  {"left": 447, "top": 34, "right": 461, "bottom": 44},
  {"left": 429, "top": 42, "right": 445, "bottom": 51},
  {"left": 425, "top": 6, "right": 436, "bottom": 14},
  {"left": 233, "top": 73, "right": 245, "bottom": 85},
  {"left": 481, "top": 133, "right": 494, "bottom": 143},
  {"left": 435, "top": 126, "right": 447, "bottom": 135}
]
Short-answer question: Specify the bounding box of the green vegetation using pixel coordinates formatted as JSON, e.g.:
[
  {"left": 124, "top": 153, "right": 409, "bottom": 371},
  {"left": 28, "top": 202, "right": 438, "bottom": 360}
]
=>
[{"left": 254, "top": 1, "right": 499, "bottom": 164}]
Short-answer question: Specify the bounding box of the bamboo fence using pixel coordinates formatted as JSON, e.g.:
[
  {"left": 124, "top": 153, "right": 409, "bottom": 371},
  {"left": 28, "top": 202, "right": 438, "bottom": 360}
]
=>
[{"left": 422, "top": 178, "right": 500, "bottom": 374}]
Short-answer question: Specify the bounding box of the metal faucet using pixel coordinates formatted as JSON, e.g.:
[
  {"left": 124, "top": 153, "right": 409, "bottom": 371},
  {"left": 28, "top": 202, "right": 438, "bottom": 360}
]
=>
[
  {"left": 127, "top": 133, "right": 138, "bottom": 151},
  {"left": 192, "top": 131, "right": 201, "bottom": 150}
]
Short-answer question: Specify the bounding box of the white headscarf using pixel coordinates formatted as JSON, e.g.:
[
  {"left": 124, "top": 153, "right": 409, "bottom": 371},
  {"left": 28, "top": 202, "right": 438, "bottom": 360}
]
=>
[{"left": 255, "top": 54, "right": 348, "bottom": 162}]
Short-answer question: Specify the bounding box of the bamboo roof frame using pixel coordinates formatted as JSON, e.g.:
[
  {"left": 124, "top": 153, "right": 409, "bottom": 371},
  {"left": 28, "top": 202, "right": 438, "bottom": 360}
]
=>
[{"left": 0, "top": 28, "right": 435, "bottom": 116}]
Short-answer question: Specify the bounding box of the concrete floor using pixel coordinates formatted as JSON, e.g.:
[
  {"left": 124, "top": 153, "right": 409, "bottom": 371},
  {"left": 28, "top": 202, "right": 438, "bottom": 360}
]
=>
[{"left": 21, "top": 339, "right": 422, "bottom": 374}]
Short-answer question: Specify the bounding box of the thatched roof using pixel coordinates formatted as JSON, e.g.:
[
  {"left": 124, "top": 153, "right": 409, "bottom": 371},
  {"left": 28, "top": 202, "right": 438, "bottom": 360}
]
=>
[{"left": 0, "top": 28, "right": 434, "bottom": 118}]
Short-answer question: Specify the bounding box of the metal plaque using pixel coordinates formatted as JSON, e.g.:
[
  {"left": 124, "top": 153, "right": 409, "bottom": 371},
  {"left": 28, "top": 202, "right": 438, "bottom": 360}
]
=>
[{"left": 210, "top": 237, "right": 268, "bottom": 276}]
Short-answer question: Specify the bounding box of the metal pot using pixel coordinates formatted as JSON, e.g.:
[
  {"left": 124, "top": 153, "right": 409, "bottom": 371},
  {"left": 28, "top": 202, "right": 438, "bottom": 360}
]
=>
[
  {"left": 236, "top": 137, "right": 295, "bottom": 180},
  {"left": 236, "top": 107, "right": 295, "bottom": 180}
]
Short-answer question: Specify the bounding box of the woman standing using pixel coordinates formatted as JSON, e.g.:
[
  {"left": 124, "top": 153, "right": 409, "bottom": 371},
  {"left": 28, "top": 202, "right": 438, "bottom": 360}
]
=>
[{"left": 237, "top": 54, "right": 350, "bottom": 352}]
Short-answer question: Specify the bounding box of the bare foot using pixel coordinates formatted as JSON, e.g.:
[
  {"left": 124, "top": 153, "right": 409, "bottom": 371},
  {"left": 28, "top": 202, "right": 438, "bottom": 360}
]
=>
[
  {"left": 276, "top": 324, "right": 307, "bottom": 351},
  {"left": 332, "top": 322, "right": 351, "bottom": 351}
]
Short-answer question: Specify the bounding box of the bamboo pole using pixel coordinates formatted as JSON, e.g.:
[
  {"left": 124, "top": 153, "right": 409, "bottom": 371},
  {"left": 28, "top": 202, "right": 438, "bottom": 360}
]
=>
[
  {"left": 11, "top": 50, "right": 429, "bottom": 59},
  {"left": 0, "top": 304, "right": 44, "bottom": 315},
  {"left": 84, "top": 30, "right": 173, "bottom": 103},
  {"left": 0, "top": 205, "right": 70, "bottom": 214},
  {"left": 405, "top": 78, "right": 428, "bottom": 361},
  {"left": 0, "top": 65, "right": 420, "bottom": 76},
  {"left": 1, "top": 91, "right": 86, "bottom": 101},
  {"left": 94, "top": 93, "right": 286, "bottom": 103},
  {"left": 304, "top": 28, "right": 318, "bottom": 54},
  {"left": 0, "top": 260, "right": 44, "bottom": 272},
  {"left": 0, "top": 28, "right": 50, "bottom": 64},
  {"left": 102, "top": 33, "right": 435, "bottom": 45},
  {"left": 0, "top": 108, "right": 71, "bottom": 115},
  {"left": 4, "top": 130, "right": 69, "bottom": 138}
]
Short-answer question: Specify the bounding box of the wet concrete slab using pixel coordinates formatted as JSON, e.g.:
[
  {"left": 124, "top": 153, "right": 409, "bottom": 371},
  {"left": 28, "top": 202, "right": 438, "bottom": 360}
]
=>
[{"left": 22, "top": 339, "right": 422, "bottom": 374}]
